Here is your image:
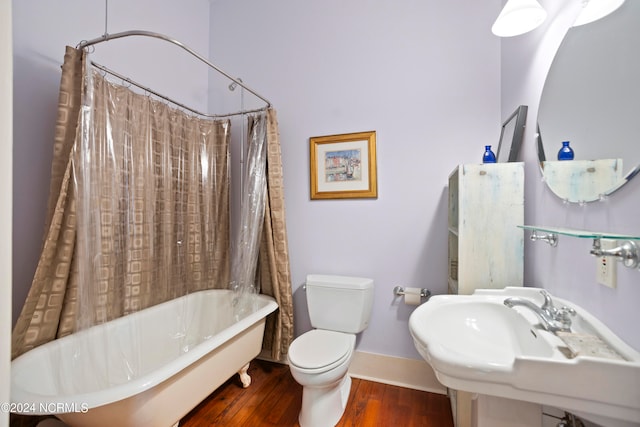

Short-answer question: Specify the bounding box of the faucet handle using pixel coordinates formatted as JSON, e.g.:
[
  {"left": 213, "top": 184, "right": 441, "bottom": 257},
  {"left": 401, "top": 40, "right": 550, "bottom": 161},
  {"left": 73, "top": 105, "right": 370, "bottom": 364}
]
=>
[
  {"left": 554, "top": 306, "right": 576, "bottom": 331},
  {"left": 556, "top": 306, "right": 576, "bottom": 320},
  {"left": 559, "top": 306, "right": 575, "bottom": 315},
  {"left": 539, "top": 290, "right": 555, "bottom": 311}
]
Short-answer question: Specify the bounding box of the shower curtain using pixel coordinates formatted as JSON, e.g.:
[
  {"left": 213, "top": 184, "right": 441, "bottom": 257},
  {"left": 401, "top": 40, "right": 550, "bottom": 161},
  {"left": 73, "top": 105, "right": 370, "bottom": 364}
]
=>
[
  {"left": 259, "top": 109, "right": 295, "bottom": 361},
  {"left": 12, "top": 46, "right": 294, "bottom": 363}
]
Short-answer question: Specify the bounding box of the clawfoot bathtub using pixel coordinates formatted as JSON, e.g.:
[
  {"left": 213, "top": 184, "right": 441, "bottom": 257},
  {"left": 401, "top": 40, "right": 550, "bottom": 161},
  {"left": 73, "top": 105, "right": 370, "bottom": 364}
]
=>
[{"left": 11, "top": 289, "right": 278, "bottom": 427}]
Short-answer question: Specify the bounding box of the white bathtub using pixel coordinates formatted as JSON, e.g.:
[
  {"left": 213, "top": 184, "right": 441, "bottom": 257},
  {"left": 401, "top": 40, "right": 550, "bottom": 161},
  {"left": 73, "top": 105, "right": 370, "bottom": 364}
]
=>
[{"left": 11, "top": 289, "right": 278, "bottom": 427}]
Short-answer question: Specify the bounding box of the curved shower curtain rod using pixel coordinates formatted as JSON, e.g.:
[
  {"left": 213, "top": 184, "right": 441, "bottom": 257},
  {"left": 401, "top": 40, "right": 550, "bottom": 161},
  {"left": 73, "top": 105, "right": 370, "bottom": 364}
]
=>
[{"left": 77, "top": 30, "right": 272, "bottom": 111}]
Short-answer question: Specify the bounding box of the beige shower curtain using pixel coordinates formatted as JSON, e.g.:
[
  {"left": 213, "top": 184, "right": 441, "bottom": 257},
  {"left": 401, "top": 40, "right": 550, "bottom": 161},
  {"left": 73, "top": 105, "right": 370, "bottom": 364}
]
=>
[
  {"left": 12, "top": 47, "right": 295, "bottom": 362},
  {"left": 259, "top": 109, "right": 294, "bottom": 362},
  {"left": 12, "top": 47, "right": 85, "bottom": 359}
]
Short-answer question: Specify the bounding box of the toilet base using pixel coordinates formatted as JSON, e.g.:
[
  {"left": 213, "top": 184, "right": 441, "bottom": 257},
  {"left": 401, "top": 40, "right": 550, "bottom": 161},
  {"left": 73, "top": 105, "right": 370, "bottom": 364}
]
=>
[{"left": 299, "top": 374, "right": 352, "bottom": 427}]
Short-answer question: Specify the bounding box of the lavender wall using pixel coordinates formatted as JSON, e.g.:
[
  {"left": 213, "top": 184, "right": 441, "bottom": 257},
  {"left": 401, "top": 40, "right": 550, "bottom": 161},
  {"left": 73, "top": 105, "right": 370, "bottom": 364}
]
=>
[
  {"left": 501, "top": 0, "right": 640, "bottom": 351},
  {"left": 210, "top": 0, "right": 503, "bottom": 359}
]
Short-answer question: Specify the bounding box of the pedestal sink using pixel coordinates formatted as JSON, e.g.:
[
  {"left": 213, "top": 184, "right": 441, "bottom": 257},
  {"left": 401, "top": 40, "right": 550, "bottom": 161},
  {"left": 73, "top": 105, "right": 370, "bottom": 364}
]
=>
[{"left": 409, "top": 287, "right": 640, "bottom": 427}]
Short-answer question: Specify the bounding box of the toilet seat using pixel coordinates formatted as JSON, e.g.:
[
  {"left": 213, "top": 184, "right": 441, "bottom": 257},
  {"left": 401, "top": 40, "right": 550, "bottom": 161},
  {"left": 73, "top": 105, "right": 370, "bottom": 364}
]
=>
[{"left": 288, "top": 330, "right": 354, "bottom": 373}]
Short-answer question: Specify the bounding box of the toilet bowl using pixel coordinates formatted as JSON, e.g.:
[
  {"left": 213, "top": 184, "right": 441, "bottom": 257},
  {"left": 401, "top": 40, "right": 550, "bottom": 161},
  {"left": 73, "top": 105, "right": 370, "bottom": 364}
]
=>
[
  {"left": 288, "top": 330, "right": 356, "bottom": 427},
  {"left": 288, "top": 275, "right": 374, "bottom": 427}
]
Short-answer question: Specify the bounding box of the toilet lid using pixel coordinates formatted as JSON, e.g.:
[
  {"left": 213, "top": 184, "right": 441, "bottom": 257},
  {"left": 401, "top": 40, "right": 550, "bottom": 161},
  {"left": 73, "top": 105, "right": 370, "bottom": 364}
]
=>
[{"left": 288, "top": 330, "right": 353, "bottom": 370}]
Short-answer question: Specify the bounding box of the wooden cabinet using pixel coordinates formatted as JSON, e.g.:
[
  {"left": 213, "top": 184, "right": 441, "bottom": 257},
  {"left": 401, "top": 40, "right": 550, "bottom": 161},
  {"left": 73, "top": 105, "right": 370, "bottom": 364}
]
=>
[{"left": 448, "top": 163, "right": 524, "bottom": 295}]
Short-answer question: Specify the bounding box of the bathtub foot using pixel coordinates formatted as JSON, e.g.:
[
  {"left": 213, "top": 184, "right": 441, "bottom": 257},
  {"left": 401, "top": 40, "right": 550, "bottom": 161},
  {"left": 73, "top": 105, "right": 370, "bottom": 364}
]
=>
[{"left": 239, "top": 362, "right": 251, "bottom": 388}]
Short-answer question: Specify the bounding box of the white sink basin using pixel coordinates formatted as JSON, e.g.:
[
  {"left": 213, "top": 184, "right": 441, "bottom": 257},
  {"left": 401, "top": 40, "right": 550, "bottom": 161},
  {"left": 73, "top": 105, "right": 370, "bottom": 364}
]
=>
[{"left": 409, "top": 287, "right": 640, "bottom": 427}]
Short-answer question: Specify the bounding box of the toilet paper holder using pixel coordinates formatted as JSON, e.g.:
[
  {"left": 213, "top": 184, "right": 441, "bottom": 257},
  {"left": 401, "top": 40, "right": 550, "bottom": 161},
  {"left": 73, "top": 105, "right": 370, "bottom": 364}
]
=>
[{"left": 393, "top": 286, "right": 431, "bottom": 299}]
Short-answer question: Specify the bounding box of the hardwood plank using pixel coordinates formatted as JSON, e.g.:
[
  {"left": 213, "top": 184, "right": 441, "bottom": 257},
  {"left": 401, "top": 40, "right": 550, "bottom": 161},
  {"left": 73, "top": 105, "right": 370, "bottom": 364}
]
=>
[
  {"left": 229, "top": 366, "right": 292, "bottom": 425},
  {"left": 337, "top": 379, "right": 383, "bottom": 427},
  {"left": 184, "top": 362, "right": 287, "bottom": 426},
  {"left": 378, "top": 382, "right": 404, "bottom": 426}
]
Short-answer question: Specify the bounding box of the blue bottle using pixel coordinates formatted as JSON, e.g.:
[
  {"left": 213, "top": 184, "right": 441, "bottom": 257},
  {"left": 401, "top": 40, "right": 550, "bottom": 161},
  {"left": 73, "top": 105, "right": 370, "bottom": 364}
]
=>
[
  {"left": 557, "top": 141, "right": 574, "bottom": 160},
  {"left": 482, "top": 145, "right": 496, "bottom": 163}
]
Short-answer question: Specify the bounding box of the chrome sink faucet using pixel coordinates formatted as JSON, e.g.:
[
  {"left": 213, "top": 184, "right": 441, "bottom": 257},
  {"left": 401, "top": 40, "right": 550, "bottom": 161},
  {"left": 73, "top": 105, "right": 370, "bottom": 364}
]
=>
[{"left": 504, "top": 290, "right": 576, "bottom": 333}]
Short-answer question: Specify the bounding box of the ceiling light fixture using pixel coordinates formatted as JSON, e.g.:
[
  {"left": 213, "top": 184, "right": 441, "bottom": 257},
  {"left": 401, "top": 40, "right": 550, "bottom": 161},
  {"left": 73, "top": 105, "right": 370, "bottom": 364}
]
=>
[
  {"left": 573, "top": 0, "right": 625, "bottom": 26},
  {"left": 492, "top": 0, "right": 548, "bottom": 37}
]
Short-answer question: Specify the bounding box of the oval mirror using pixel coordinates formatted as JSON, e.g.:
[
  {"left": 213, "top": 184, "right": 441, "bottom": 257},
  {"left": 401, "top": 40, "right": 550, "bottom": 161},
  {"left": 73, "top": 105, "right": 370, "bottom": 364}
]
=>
[{"left": 537, "top": 0, "right": 640, "bottom": 203}]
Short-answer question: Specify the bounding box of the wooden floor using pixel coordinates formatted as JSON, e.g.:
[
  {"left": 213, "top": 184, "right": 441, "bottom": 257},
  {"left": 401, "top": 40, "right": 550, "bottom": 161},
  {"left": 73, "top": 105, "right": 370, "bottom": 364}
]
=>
[{"left": 180, "top": 359, "right": 454, "bottom": 427}]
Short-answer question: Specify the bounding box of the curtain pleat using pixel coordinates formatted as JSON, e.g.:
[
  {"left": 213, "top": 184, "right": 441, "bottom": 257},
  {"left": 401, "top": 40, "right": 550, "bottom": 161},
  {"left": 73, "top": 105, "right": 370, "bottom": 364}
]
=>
[
  {"left": 259, "top": 108, "right": 294, "bottom": 362},
  {"left": 11, "top": 47, "right": 83, "bottom": 359}
]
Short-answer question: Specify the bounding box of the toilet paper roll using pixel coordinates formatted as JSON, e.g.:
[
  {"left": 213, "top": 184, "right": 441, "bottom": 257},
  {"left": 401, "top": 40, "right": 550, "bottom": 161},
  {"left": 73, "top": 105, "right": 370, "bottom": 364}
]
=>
[{"left": 403, "top": 287, "right": 422, "bottom": 306}]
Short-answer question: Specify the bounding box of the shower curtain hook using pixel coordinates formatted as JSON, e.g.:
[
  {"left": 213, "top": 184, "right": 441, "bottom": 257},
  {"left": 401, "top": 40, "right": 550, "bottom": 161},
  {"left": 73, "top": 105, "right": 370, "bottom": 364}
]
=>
[
  {"left": 77, "top": 42, "right": 96, "bottom": 54},
  {"left": 228, "top": 77, "right": 243, "bottom": 91}
]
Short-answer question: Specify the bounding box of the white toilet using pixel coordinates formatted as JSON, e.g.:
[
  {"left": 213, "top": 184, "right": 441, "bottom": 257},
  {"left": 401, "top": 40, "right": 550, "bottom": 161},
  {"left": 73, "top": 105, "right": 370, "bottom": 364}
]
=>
[{"left": 288, "top": 274, "right": 374, "bottom": 427}]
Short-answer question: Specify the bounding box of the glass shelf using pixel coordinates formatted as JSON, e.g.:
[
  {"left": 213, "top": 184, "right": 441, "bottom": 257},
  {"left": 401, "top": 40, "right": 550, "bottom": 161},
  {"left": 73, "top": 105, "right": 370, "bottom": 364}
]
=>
[{"left": 519, "top": 225, "right": 640, "bottom": 241}]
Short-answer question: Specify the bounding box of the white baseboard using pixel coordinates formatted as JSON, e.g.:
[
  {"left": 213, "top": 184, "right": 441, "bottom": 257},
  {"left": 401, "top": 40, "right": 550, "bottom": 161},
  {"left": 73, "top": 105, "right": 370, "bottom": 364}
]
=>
[{"left": 348, "top": 351, "right": 447, "bottom": 395}]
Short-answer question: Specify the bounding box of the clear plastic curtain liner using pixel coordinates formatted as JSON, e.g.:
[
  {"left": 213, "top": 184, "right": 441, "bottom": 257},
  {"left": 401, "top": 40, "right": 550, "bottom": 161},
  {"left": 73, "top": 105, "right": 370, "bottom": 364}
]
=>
[
  {"left": 231, "top": 113, "right": 268, "bottom": 320},
  {"left": 68, "top": 57, "right": 231, "bottom": 392}
]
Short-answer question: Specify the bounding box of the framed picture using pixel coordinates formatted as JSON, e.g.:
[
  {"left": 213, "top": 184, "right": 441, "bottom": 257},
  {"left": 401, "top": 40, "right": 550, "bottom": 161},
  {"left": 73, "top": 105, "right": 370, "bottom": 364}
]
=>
[
  {"left": 309, "top": 131, "right": 378, "bottom": 200},
  {"left": 496, "top": 105, "right": 528, "bottom": 163}
]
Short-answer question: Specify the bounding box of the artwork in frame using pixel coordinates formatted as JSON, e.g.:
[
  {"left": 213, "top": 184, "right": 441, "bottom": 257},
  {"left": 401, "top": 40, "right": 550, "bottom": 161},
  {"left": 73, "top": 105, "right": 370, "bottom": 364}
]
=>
[{"left": 309, "top": 131, "right": 378, "bottom": 200}]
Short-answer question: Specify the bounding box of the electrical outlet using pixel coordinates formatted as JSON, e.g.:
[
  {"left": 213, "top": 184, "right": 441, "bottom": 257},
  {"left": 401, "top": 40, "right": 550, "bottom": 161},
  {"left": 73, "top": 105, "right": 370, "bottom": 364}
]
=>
[{"left": 596, "top": 239, "right": 617, "bottom": 288}]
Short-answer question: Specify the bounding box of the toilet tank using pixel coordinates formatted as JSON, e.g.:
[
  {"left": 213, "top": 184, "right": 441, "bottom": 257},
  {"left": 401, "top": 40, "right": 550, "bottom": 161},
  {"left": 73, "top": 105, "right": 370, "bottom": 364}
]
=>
[{"left": 306, "top": 274, "right": 374, "bottom": 334}]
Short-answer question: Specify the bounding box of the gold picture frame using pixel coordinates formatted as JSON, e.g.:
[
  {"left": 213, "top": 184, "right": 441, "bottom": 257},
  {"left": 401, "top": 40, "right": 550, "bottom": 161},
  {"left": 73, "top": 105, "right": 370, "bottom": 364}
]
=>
[{"left": 309, "top": 131, "right": 378, "bottom": 200}]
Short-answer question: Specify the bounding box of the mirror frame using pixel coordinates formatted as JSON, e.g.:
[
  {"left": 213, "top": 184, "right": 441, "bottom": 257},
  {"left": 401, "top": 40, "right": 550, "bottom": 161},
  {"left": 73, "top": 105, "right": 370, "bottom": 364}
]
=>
[{"left": 497, "top": 105, "right": 527, "bottom": 163}]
